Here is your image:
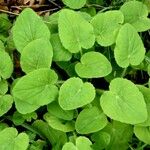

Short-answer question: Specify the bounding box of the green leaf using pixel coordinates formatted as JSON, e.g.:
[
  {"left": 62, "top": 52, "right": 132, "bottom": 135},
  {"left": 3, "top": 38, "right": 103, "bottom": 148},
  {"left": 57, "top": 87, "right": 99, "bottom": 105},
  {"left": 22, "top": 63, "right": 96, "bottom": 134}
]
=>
[
  {"left": 58, "top": 9, "right": 95, "bottom": 53},
  {"left": 91, "top": 132, "right": 110, "bottom": 150},
  {"left": 50, "top": 34, "right": 72, "bottom": 62},
  {"left": 0, "top": 127, "right": 29, "bottom": 150},
  {"left": 91, "top": 10, "right": 124, "bottom": 46},
  {"left": 102, "top": 121, "right": 133, "bottom": 150},
  {"left": 75, "top": 106, "right": 107, "bottom": 134},
  {"left": 100, "top": 78, "right": 147, "bottom": 124},
  {"left": 62, "top": 142, "right": 76, "bottom": 150},
  {"left": 47, "top": 101, "right": 74, "bottom": 120},
  {"left": 134, "top": 126, "right": 150, "bottom": 144},
  {"left": 0, "top": 51, "right": 13, "bottom": 79},
  {"left": 32, "top": 120, "right": 67, "bottom": 147},
  {"left": 59, "top": 77, "right": 95, "bottom": 110},
  {"left": 12, "top": 68, "right": 58, "bottom": 114},
  {"left": 0, "top": 79, "right": 8, "bottom": 95},
  {"left": 137, "top": 85, "right": 150, "bottom": 126},
  {"left": 13, "top": 8, "right": 50, "bottom": 53},
  {"left": 20, "top": 38, "right": 53, "bottom": 74},
  {"left": 114, "top": 23, "right": 145, "bottom": 68},
  {"left": 0, "top": 95, "right": 13, "bottom": 117},
  {"left": 75, "top": 51, "right": 112, "bottom": 78},
  {"left": 44, "top": 113, "right": 75, "bottom": 132},
  {"left": 120, "top": 1, "right": 150, "bottom": 32},
  {"left": 62, "top": 137, "right": 92, "bottom": 150},
  {"left": 62, "top": 0, "right": 86, "bottom": 9},
  {"left": 14, "top": 133, "right": 29, "bottom": 150}
]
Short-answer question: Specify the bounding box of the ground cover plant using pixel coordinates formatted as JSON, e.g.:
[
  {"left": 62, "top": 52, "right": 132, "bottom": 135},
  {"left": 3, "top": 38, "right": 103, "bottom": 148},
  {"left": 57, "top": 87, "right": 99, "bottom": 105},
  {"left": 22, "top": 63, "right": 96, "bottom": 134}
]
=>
[{"left": 0, "top": 0, "right": 150, "bottom": 149}]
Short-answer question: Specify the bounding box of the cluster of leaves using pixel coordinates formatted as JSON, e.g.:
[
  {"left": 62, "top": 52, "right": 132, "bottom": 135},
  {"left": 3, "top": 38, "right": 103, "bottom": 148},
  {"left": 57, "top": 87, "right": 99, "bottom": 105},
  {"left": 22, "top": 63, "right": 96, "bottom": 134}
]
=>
[{"left": 0, "top": 0, "right": 150, "bottom": 149}]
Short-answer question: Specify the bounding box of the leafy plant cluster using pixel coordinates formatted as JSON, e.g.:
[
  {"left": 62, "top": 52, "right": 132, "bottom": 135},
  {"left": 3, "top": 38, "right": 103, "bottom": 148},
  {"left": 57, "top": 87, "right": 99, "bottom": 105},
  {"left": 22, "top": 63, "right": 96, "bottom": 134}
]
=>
[{"left": 0, "top": 0, "right": 150, "bottom": 149}]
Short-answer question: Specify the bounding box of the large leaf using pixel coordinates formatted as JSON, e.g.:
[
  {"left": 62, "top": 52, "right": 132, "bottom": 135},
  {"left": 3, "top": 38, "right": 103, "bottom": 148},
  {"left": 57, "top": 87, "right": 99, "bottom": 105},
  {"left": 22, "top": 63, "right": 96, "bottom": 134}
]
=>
[
  {"left": 58, "top": 9, "right": 95, "bottom": 53},
  {"left": 58, "top": 77, "right": 95, "bottom": 110},
  {"left": 75, "top": 106, "right": 107, "bottom": 134},
  {"left": 134, "top": 126, "right": 150, "bottom": 144},
  {"left": 44, "top": 113, "right": 75, "bottom": 132},
  {"left": 12, "top": 68, "right": 58, "bottom": 114},
  {"left": 75, "top": 51, "right": 112, "bottom": 78},
  {"left": 50, "top": 34, "right": 72, "bottom": 62},
  {"left": 0, "top": 127, "right": 29, "bottom": 150},
  {"left": 62, "top": 0, "right": 86, "bottom": 9},
  {"left": 100, "top": 78, "right": 147, "bottom": 124},
  {"left": 0, "top": 51, "right": 13, "bottom": 79},
  {"left": 114, "top": 23, "right": 145, "bottom": 68},
  {"left": 20, "top": 38, "right": 53, "bottom": 73},
  {"left": 0, "top": 95, "right": 13, "bottom": 117},
  {"left": 13, "top": 8, "right": 50, "bottom": 53},
  {"left": 120, "top": 1, "right": 150, "bottom": 32},
  {"left": 91, "top": 10, "right": 124, "bottom": 46}
]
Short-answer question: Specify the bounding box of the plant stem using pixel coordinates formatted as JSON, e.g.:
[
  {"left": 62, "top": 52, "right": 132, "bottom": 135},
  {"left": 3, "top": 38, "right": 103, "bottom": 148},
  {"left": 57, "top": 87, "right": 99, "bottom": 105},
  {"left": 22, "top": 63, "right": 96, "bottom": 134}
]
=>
[
  {"left": 21, "top": 123, "right": 45, "bottom": 140},
  {"left": 121, "top": 68, "right": 127, "bottom": 78}
]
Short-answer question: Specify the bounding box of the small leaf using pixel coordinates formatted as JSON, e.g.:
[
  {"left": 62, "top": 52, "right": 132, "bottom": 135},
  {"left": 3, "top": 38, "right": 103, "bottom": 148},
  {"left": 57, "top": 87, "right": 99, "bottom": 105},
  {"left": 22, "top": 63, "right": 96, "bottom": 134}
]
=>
[
  {"left": 0, "top": 127, "right": 29, "bottom": 150},
  {"left": 44, "top": 113, "right": 75, "bottom": 132},
  {"left": 75, "top": 51, "right": 112, "bottom": 78},
  {"left": 12, "top": 68, "right": 58, "bottom": 114},
  {"left": 20, "top": 38, "right": 53, "bottom": 73},
  {"left": 47, "top": 101, "right": 74, "bottom": 120},
  {"left": 75, "top": 106, "right": 107, "bottom": 134},
  {"left": 114, "top": 23, "right": 145, "bottom": 68},
  {"left": 120, "top": 1, "right": 150, "bottom": 32},
  {"left": 0, "top": 51, "right": 13, "bottom": 79},
  {"left": 13, "top": 8, "right": 50, "bottom": 53},
  {"left": 0, "top": 79, "right": 8, "bottom": 95},
  {"left": 91, "top": 132, "right": 110, "bottom": 150},
  {"left": 59, "top": 77, "right": 95, "bottom": 110},
  {"left": 58, "top": 9, "right": 95, "bottom": 53},
  {"left": 50, "top": 34, "right": 72, "bottom": 61},
  {"left": 100, "top": 78, "right": 147, "bottom": 124},
  {"left": 91, "top": 10, "right": 124, "bottom": 46},
  {"left": 0, "top": 95, "right": 13, "bottom": 117},
  {"left": 134, "top": 126, "right": 150, "bottom": 144},
  {"left": 62, "top": 0, "right": 86, "bottom": 9}
]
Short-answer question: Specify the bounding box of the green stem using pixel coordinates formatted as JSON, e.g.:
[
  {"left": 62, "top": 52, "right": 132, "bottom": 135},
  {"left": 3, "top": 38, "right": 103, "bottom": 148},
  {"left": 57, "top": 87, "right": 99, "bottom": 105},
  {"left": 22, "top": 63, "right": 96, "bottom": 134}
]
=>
[
  {"left": 21, "top": 123, "right": 45, "bottom": 140},
  {"left": 121, "top": 68, "right": 127, "bottom": 78}
]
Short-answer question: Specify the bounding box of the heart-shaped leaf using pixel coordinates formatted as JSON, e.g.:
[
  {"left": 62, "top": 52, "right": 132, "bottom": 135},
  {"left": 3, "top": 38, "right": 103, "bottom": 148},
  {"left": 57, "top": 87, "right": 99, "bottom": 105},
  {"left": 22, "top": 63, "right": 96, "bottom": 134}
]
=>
[
  {"left": 75, "top": 106, "right": 108, "bottom": 134},
  {"left": 120, "top": 1, "right": 150, "bottom": 32},
  {"left": 100, "top": 78, "right": 147, "bottom": 124},
  {"left": 13, "top": 8, "right": 50, "bottom": 53},
  {"left": 75, "top": 51, "right": 112, "bottom": 78},
  {"left": 58, "top": 9, "right": 95, "bottom": 53},
  {"left": 58, "top": 77, "right": 95, "bottom": 110},
  {"left": 0, "top": 127, "right": 29, "bottom": 150},
  {"left": 21, "top": 38, "right": 53, "bottom": 74},
  {"left": 114, "top": 23, "right": 145, "bottom": 68},
  {"left": 12, "top": 68, "right": 58, "bottom": 114},
  {"left": 91, "top": 10, "right": 124, "bottom": 46}
]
